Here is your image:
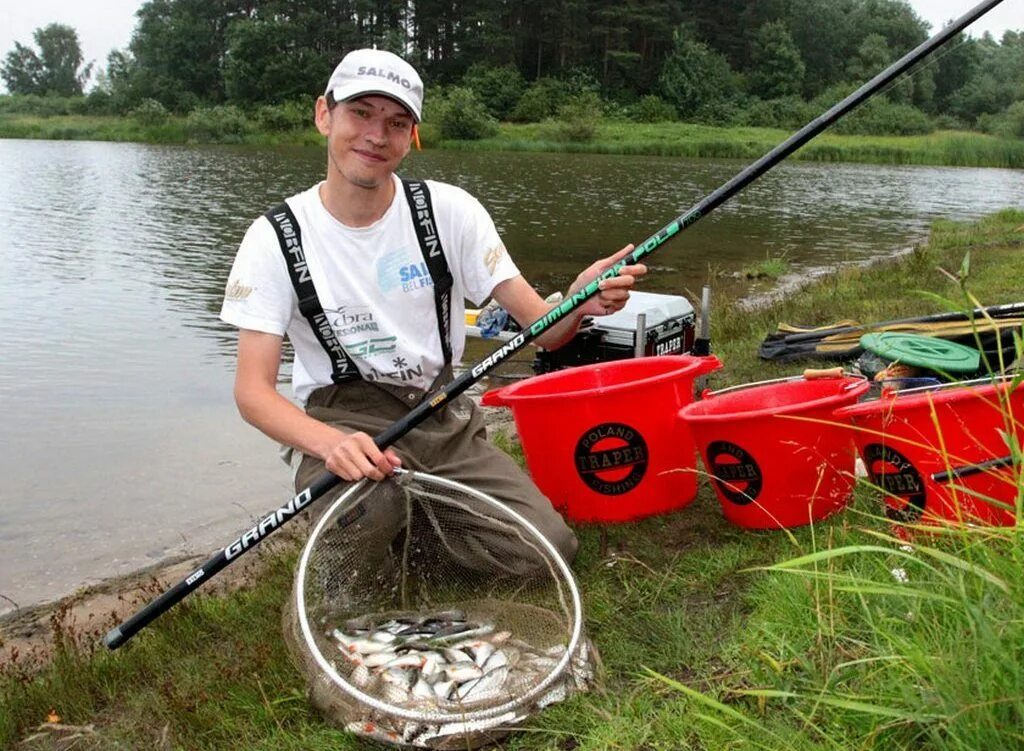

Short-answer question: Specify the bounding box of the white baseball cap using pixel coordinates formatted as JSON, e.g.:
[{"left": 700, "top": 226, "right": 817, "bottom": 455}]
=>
[{"left": 324, "top": 49, "right": 424, "bottom": 122}]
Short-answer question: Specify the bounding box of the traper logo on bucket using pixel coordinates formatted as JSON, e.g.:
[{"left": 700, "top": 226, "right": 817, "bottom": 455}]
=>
[
  {"left": 707, "top": 440, "right": 762, "bottom": 505},
  {"left": 574, "top": 422, "right": 648, "bottom": 495},
  {"left": 864, "top": 443, "right": 926, "bottom": 523}
]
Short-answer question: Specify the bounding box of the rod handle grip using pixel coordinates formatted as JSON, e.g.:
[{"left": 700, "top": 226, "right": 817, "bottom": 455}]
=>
[{"left": 803, "top": 367, "right": 844, "bottom": 380}]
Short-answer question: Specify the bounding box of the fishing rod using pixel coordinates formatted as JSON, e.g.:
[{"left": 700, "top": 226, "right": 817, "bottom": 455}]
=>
[
  {"left": 104, "top": 0, "right": 1007, "bottom": 650},
  {"left": 931, "top": 455, "right": 1016, "bottom": 483},
  {"left": 780, "top": 302, "right": 1024, "bottom": 345}
]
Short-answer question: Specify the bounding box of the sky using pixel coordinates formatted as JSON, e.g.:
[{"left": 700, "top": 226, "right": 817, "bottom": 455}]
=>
[{"left": 0, "top": 0, "right": 1021, "bottom": 92}]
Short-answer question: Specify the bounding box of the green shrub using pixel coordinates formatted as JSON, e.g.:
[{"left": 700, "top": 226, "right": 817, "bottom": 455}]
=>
[
  {"left": 553, "top": 91, "right": 602, "bottom": 142},
  {"left": 809, "top": 82, "right": 859, "bottom": 111},
  {"left": 420, "top": 84, "right": 447, "bottom": 124},
  {"left": 933, "top": 113, "right": 969, "bottom": 131},
  {"left": 131, "top": 98, "right": 169, "bottom": 126},
  {"left": 834, "top": 98, "right": 934, "bottom": 136},
  {"left": 628, "top": 95, "right": 677, "bottom": 123},
  {"left": 462, "top": 64, "right": 526, "bottom": 120},
  {"left": 433, "top": 87, "right": 498, "bottom": 140},
  {"left": 600, "top": 99, "right": 629, "bottom": 120},
  {"left": 83, "top": 89, "right": 117, "bottom": 115},
  {"left": 978, "top": 101, "right": 1024, "bottom": 139},
  {"left": 740, "top": 96, "right": 817, "bottom": 129},
  {"left": 559, "top": 66, "right": 601, "bottom": 98},
  {"left": 184, "top": 105, "right": 251, "bottom": 142},
  {"left": 253, "top": 100, "right": 310, "bottom": 131},
  {"left": 510, "top": 78, "right": 567, "bottom": 122}
]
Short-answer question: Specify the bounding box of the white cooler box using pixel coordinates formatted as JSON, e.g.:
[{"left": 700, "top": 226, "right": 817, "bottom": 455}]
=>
[{"left": 532, "top": 291, "right": 696, "bottom": 374}]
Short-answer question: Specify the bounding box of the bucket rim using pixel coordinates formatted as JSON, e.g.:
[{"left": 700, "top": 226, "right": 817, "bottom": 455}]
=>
[
  {"left": 835, "top": 377, "right": 1019, "bottom": 419},
  {"left": 679, "top": 376, "right": 870, "bottom": 423},
  {"left": 487, "top": 354, "right": 722, "bottom": 403}
]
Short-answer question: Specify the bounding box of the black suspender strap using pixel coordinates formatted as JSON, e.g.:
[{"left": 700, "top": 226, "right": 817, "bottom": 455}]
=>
[
  {"left": 264, "top": 202, "right": 361, "bottom": 383},
  {"left": 264, "top": 183, "right": 453, "bottom": 385},
  {"left": 402, "top": 179, "right": 454, "bottom": 367}
]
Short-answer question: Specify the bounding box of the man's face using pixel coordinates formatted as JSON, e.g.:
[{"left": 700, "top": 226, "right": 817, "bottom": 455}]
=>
[{"left": 316, "top": 94, "right": 415, "bottom": 190}]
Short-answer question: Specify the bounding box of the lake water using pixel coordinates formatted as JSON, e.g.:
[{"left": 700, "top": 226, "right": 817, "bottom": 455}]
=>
[{"left": 1, "top": 138, "right": 1022, "bottom": 615}]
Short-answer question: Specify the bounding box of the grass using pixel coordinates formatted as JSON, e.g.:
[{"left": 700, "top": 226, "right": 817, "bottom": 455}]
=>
[
  {"left": 0, "top": 114, "right": 324, "bottom": 146},
  {"left": 740, "top": 252, "right": 791, "bottom": 281},
  {"left": 2, "top": 211, "right": 1023, "bottom": 749},
  {"left": 3, "top": 113, "right": 1022, "bottom": 168},
  {"left": 436, "top": 122, "right": 1024, "bottom": 169}
]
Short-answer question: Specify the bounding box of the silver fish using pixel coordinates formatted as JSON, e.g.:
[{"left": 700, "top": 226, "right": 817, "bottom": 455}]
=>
[
  {"left": 349, "top": 663, "right": 373, "bottom": 688},
  {"left": 482, "top": 649, "right": 509, "bottom": 671},
  {"left": 444, "top": 624, "right": 496, "bottom": 646},
  {"left": 363, "top": 650, "right": 399, "bottom": 668},
  {"left": 420, "top": 651, "right": 445, "bottom": 678},
  {"left": 411, "top": 677, "right": 435, "bottom": 700},
  {"left": 457, "top": 665, "right": 510, "bottom": 702},
  {"left": 382, "top": 653, "right": 427, "bottom": 671},
  {"left": 331, "top": 628, "right": 356, "bottom": 648},
  {"left": 470, "top": 641, "right": 495, "bottom": 667},
  {"left": 432, "top": 679, "right": 455, "bottom": 700},
  {"left": 445, "top": 661, "right": 484, "bottom": 682},
  {"left": 443, "top": 647, "right": 472, "bottom": 664},
  {"left": 440, "top": 643, "right": 471, "bottom": 663},
  {"left": 349, "top": 638, "right": 394, "bottom": 655},
  {"left": 337, "top": 645, "right": 363, "bottom": 665},
  {"left": 346, "top": 721, "right": 400, "bottom": 745},
  {"left": 381, "top": 667, "right": 416, "bottom": 687}
]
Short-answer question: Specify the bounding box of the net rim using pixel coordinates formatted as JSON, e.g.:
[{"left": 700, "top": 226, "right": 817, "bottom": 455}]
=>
[{"left": 294, "top": 468, "right": 584, "bottom": 723}]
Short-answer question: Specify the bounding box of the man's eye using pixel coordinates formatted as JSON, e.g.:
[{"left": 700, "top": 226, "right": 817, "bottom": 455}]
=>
[{"left": 391, "top": 119, "right": 409, "bottom": 130}]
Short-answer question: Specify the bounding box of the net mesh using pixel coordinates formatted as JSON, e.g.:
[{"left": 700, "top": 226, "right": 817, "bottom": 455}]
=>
[{"left": 284, "top": 470, "right": 592, "bottom": 748}]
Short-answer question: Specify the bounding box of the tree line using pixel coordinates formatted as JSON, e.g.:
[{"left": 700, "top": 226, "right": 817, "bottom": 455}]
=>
[{"left": 3, "top": 0, "right": 1023, "bottom": 138}]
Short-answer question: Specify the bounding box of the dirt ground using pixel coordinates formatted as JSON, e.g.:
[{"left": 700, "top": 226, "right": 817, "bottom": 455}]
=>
[{"left": 0, "top": 524, "right": 305, "bottom": 672}]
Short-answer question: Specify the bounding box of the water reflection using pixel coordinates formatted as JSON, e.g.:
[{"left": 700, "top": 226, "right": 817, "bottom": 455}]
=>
[{"left": 1, "top": 138, "right": 1022, "bottom": 613}]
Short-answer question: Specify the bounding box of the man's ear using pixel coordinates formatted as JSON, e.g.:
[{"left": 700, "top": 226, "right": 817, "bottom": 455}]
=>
[{"left": 314, "top": 95, "right": 332, "bottom": 137}]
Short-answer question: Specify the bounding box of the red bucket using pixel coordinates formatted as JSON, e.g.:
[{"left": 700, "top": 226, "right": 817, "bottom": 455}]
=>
[
  {"left": 481, "top": 355, "right": 722, "bottom": 523},
  {"left": 835, "top": 378, "right": 1023, "bottom": 528},
  {"left": 678, "top": 374, "right": 869, "bottom": 529}
]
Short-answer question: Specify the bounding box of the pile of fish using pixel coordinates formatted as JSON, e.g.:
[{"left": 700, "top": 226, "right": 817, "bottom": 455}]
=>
[{"left": 329, "top": 609, "right": 560, "bottom": 708}]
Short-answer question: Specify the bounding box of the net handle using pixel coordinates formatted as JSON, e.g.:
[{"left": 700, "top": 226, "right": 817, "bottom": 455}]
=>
[{"left": 294, "top": 469, "right": 585, "bottom": 724}]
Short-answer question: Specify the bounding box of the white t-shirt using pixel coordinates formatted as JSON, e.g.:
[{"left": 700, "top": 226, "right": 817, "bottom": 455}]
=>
[{"left": 220, "top": 176, "right": 520, "bottom": 403}]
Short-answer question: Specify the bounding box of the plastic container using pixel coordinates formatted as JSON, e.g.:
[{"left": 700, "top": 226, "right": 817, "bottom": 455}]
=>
[
  {"left": 835, "top": 377, "right": 1023, "bottom": 528},
  {"left": 481, "top": 355, "right": 721, "bottom": 523},
  {"left": 678, "top": 374, "right": 870, "bottom": 529}
]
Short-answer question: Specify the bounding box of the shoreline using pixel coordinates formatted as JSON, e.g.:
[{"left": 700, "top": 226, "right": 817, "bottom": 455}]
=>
[{"left": 1, "top": 115, "right": 1021, "bottom": 169}]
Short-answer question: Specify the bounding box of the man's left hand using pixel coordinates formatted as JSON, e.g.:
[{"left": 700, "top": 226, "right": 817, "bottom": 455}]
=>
[{"left": 568, "top": 243, "right": 647, "bottom": 318}]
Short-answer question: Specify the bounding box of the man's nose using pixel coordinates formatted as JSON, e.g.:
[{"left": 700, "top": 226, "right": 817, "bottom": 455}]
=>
[{"left": 364, "top": 118, "right": 387, "bottom": 144}]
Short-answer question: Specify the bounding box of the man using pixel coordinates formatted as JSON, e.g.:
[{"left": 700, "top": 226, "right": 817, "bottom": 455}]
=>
[{"left": 220, "top": 49, "right": 645, "bottom": 564}]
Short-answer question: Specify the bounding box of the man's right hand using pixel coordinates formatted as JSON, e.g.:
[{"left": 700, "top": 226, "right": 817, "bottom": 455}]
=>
[
  {"left": 323, "top": 429, "right": 402, "bottom": 481},
  {"left": 233, "top": 329, "right": 402, "bottom": 483}
]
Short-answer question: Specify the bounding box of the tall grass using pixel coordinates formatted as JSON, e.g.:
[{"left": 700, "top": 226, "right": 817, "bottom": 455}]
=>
[
  {"left": 442, "top": 123, "right": 1024, "bottom": 169},
  {"left": 652, "top": 510, "right": 1024, "bottom": 749},
  {"left": 649, "top": 212, "right": 1024, "bottom": 748},
  {"left": 0, "top": 114, "right": 324, "bottom": 146}
]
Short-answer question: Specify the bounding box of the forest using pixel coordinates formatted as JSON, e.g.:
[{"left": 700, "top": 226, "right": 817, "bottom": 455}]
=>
[{"left": 2, "top": 0, "right": 1023, "bottom": 139}]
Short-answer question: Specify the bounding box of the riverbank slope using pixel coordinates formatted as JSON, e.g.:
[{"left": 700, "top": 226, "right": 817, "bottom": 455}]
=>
[{"left": 2, "top": 210, "right": 1023, "bottom": 749}]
